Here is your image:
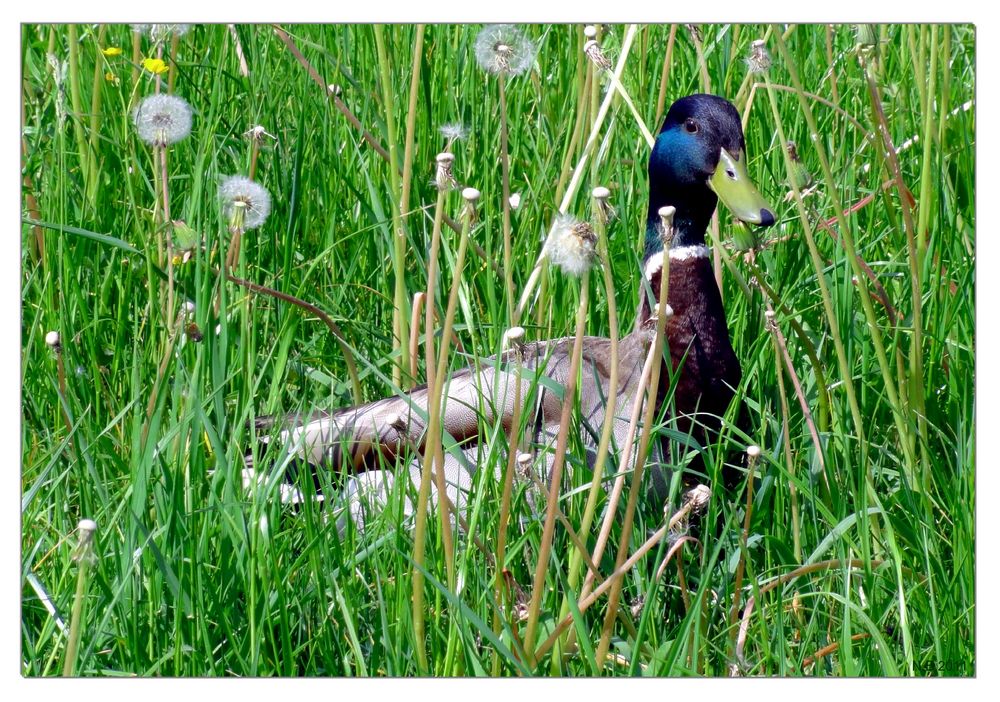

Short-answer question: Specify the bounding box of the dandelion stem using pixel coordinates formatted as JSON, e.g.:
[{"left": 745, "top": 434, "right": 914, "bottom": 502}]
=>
[
  {"left": 593, "top": 243, "right": 671, "bottom": 669},
  {"left": 522, "top": 267, "right": 591, "bottom": 667},
  {"left": 768, "top": 309, "right": 803, "bottom": 563},
  {"left": 408, "top": 291, "right": 425, "bottom": 384},
  {"left": 556, "top": 190, "right": 620, "bottom": 656},
  {"left": 412, "top": 191, "right": 474, "bottom": 672},
  {"left": 491, "top": 339, "right": 524, "bottom": 675},
  {"left": 498, "top": 76, "right": 516, "bottom": 319}
]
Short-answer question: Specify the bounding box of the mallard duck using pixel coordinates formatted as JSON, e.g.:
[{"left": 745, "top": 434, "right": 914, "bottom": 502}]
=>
[{"left": 247, "top": 94, "right": 774, "bottom": 523}]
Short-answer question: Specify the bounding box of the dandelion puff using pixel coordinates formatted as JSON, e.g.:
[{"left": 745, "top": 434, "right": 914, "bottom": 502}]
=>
[
  {"left": 244, "top": 125, "right": 277, "bottom": 143},
  {"left": 149, "top": 24, "right": 192, "bottom": 42},
  {"left": 745, "top": 39, "right": 771, "bottom": 74},
  {"left": 546, "top": 214, "right": 597, "bottom": 277},
  {"left": 474, "top": 24, "right": 537, "bottom": 77},
  {"left": 219, "top": 175, "right": 271, "bottom": 231},
  {"left": 439, "top": 122, "right": 469, "bottom": 147},
  {"left": 132, "top": 94, "right": 193, "bottom": 146}
]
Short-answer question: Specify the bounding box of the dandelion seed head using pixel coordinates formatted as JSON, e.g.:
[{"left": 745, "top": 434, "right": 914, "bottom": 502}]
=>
[
  {"left": 132, "top": 94, "right": 193, "bottom": 146},
  {"left": 149, "top": 24, "right": 192, "bottom": 42},
  {"left": 508, "top": 193, "right": 521, "bottom": 210},
  {"left": 439, "top": 123, "right": 469, "bottom": 143},
  {"left": 462, "top": 187, "right": 481, "bottom": 202},
  {"left": 244, "top": 125, "right": 276, "bottom": 142},
  {"left": 547, "top": 214, "right": 597, "bottom": 277},
  {"left": 592, "top": 186, "right": 610, "bottom": 200},
  {"left": 475, "top": 24, "right": 537, "bottom": 76},
  {"left": 219, "top": 175, "right": 271, "bottom": 231},
  {"left": 747, "top": 444, "right": 762, "bottom": 459},
  {"left": 78, "top": 518, "right": 98, "bottom": 534},
  {"left": 583, "top": 25, "right": 598, "bottom": 39},
  {"left": 746, "top": 39, "right": 771, "bottom": 74},
  {"left": 45, "top": 331, "right": 60, "bottom": 349}
]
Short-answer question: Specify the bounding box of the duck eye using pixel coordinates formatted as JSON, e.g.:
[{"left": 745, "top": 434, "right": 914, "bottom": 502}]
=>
[{"left": 684, "top": 118, "right": 699, "bottom": 134}]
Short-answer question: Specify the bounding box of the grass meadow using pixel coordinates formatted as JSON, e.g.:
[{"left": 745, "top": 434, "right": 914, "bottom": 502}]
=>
[{"left": 20, "top": 23, "right": 975, "bottom": 676}]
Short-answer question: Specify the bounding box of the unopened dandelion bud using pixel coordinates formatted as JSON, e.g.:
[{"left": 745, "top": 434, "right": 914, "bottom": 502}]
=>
[
  {"left": 435, "top": 152, "right": 457, "bottom": 191},
  {"left": 746, "top": 39, "right": 771, "bottom": 74},
  {"left": 584, "top": 39, "right": 612, "bottom": 71},
  {"left": 45, "top": 330, "right": 61, "bottom": 351},
  {"left": 785, "top": 141, "right": 814, "bottom": 190},
  {"left": 658, "top": 205, "right": 676, "bottom": 246}
]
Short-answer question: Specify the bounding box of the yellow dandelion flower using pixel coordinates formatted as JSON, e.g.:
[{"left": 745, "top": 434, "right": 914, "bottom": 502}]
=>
[
  {"left": 102, "top": 46, "right": 122, "bottom": 57},
  {"left": 141, "top": 57, "right": 169, "bottom": 75}
]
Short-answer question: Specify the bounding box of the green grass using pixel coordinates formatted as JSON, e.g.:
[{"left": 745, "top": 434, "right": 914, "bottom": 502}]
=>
[{"left": 21, "top": 23, "right": 975, "bottom": 676}]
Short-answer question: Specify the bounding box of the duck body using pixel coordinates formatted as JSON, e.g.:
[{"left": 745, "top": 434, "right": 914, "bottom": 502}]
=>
[{"left": 247, "top": 94, "right": 773, "bottom": 519}]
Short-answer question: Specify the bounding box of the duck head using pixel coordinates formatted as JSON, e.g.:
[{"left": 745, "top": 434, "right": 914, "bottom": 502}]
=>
[{"left": 645, "top": 94, "right": 775, "bottom": 257}]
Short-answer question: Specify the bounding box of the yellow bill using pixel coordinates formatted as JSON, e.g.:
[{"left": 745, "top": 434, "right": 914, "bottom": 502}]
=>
[{"left": 709, "top": 148, "right": 776, "bottom": 227}]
